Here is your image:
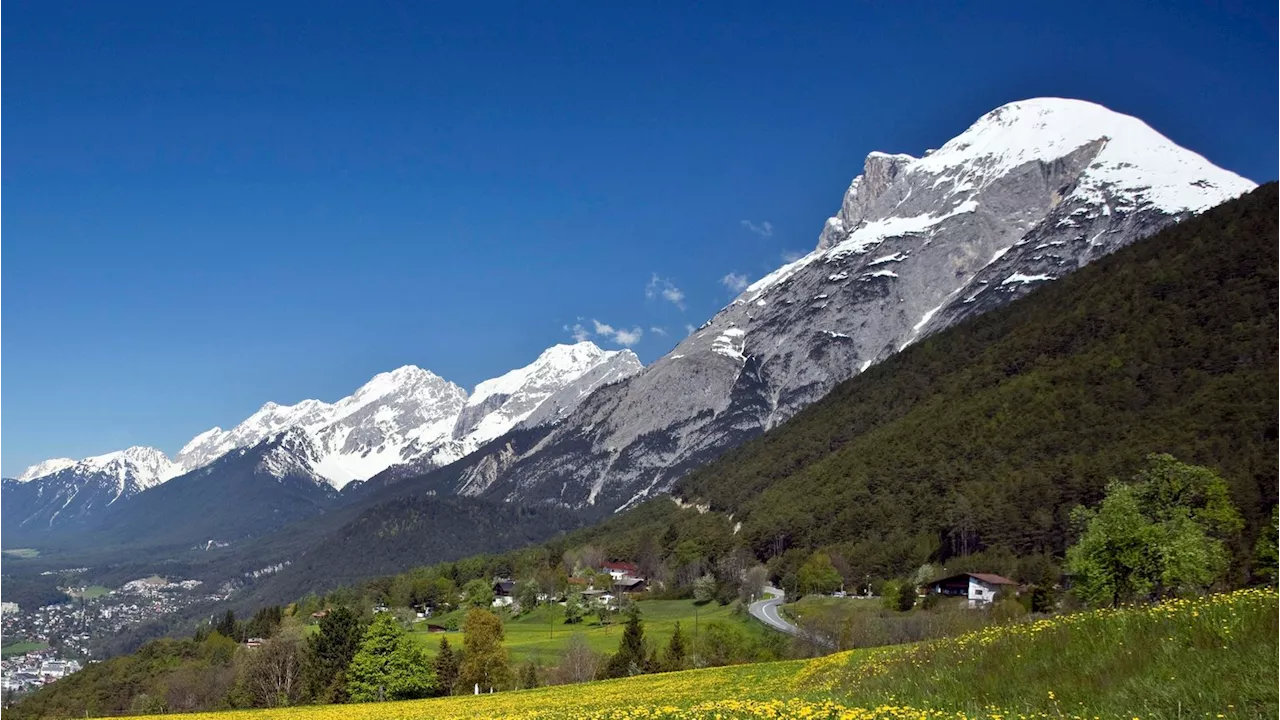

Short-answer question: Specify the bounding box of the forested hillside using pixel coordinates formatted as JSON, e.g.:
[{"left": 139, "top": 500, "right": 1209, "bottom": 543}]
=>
[{"left": 671, "top": 183, "right": 1277, "bottom": 577}]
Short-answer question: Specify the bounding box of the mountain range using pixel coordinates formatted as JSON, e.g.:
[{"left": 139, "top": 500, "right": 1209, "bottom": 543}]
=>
[
  {"left": 2, "top": 97, "right": 1255, "bottom": 559},
  {"left": 2, "top": 343, "right": 639, "bottom": 539}
]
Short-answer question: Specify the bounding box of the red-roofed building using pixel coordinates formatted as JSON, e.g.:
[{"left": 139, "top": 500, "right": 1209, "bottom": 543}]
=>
[{"left": 600, "top": 561, "right": 640, "bottom": 581}]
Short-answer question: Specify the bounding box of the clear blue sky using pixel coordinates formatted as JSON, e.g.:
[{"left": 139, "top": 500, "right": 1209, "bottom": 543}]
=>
[{"left": 3, "top": 1, "right": 1276, "bottom": 474}]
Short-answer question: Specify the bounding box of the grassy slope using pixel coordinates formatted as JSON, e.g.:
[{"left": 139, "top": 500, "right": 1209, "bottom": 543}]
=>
[
  {"left": 409, "top": 599, "right": 768, "bottom": 665},
  {"left": 105, "top": 589, "right": 1275, "bottom": 719}
]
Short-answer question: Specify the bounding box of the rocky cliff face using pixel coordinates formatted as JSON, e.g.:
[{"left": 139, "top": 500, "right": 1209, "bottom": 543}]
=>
[{"left": 417, "top": 98, "right": 1254, "bottom": 514}]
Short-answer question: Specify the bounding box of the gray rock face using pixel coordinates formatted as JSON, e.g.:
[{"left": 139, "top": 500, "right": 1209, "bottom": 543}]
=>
[{"left": 421, "top": 98, "right": 1254, "bottom": 514}]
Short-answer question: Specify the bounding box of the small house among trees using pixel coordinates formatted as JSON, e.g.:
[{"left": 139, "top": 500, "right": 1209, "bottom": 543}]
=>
[
  {"left": 600, "top": 561, "right": 640, "bottom": 581},
  {"left": 491, "top": 579, "right": 515, "bottom": 608},
  {"left": 926, "top": 572, "right": 1016, "bottom": 607}
]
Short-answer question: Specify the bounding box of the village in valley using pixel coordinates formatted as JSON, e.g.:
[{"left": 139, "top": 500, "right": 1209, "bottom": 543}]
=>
[{"left": 1, "top": 575, "right": 230, "bottom": 698}]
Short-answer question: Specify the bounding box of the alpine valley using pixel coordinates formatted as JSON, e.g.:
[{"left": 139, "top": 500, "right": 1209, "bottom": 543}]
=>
[{"left": 1, "top": 97, "right": 1258, "bottom": 606}]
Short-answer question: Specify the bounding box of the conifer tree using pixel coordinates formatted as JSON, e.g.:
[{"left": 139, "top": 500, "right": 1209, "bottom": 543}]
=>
[
  {"left": 604, "top": 605, "right": 646, "bottom": 678},
  {"left": 433, "top": 637, "right": 460, "bottom": 696},
  {"left": 662, "top": 621, "right": 687, "bottom": 671}
]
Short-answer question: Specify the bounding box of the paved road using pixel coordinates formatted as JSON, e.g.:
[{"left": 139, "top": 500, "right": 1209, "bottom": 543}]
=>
[{"left": 748, "top": 585, "right": 803, "bottom": 636}]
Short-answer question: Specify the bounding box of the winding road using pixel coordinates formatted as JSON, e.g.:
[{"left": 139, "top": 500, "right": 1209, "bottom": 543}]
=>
[{"left": 747, "top": 585, "right": 803, "bottom": 635}]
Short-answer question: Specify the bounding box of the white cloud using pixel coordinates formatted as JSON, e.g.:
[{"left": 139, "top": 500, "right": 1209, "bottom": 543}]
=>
[
  {"left": 612, "top": 327, "right": 644, "bottom": 347},
  {"left": 566, "top": 318, "right": 644, "bottom": 347},
  {"left": 781, "top": 249, "right": 806, "bottom": 263},
  {"left": 564, "top": 323, "right": 592, "bottom": 342},
  {"left": 684, "top": 324, "right": 696, "bottom": 335},
  {"left": 741, "top": 220, "right": 774, "bottom": 238},
  {"left": 720, "top": 272, "right": 750, "bottom": 293},
  {"left": 645, "top": 274, "right": 686, "bottom": 310},
  {"left": 650, "top": 326, "right": 668, "bottom": 336}
]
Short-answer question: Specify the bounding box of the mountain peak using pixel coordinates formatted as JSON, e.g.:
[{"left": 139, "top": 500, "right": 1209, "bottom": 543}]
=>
[
  {"left": 442, "top": 98, "right": 1257, "bottom": 513},
  {"left": 15, "top": 457, "right": 77, "bottom": 482},
  {"left": 909, "top": 97, "right": 1254, "bottom": 214}
]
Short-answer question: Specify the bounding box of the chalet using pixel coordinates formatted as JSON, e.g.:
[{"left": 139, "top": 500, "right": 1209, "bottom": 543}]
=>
[
  {"left": 926, "top": 572, "right": 1017, "bottom": 607},
  {"left": 613, "top": 577, "right": 648, "bottom": 594},
  {"left": 600, "top": 561, "right": 640, "bottom": 581},
  {"left": 581, "top": 588, "right": 613, "bottom": 605},
  {"left": 492, "top": 579, "right": 515, "bottom": 607}
]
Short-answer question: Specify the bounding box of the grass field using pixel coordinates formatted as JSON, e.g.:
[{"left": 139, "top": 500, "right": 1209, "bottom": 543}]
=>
[
  {"left": 1, "top": 548, "right": 40, "bottom": 558},
  {"left": 1, "top": 641, "right": 50, "bottom": 657},
  {"left": 67, "top": 585, "right": 111, "bottom": 599},
  {"left": 409, "top": 598, "right": 768, "bottom": 665},
  {"left": 781, "top": 594, "right": 885, "bottom": 621},
  {"left": 110, "top": 588, "right": 1276, "bottom": 719}
]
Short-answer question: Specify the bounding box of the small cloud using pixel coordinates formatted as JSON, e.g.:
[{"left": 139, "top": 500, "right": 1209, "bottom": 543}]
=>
[
  {"left": 650, "top": 326, "right": 668, "bottom": 337},
  {"left": 720, "top": 272, "right": 750, "bottom": 294},
  {"left": 612, "top": 327, "right": 644, "bottom": 347},
  {"left": 567, "top": 318, "right": 644, "bottom": 347},
  {"left": 781, "top": 249, "right": 806, "bottom": 263},
  {"left": 645, "top": 274, "right": 686, "bottom": 310},
  {"left": 684, "top": 324, "right": 696, "bottom": 336},
  {"left": 564, "top": 323, "right": 592, "bottom": 343},
  {"left": 741, "top": 220, "right": 774, "bottom": 238}
]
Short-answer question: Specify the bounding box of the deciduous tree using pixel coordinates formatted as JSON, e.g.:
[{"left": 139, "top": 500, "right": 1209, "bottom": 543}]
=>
[
  {"left": 458, "top": 609, "right": 513, "bottom": 692},
  {"left": 1067, "top": 456, "right": 1243, "bottom": 606},
  {"left": 345, "top": 614, "right": 434, "bottom": 702}
]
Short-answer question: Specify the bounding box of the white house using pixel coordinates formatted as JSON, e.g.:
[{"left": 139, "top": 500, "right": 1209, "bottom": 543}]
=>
[
  {"left": 926, "top": 572, "right": 1017, "bottom": 608},
  {"left": 491, "top": 579, "right": 516, "bottom": 608}
]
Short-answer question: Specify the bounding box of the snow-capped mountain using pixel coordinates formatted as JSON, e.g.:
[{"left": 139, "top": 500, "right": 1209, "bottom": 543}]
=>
[
  {"left": 6, "top": 341, "right": 641, "bottom": 538},
  {"left": 1, "top": 447, "right": 183, "bottom": 530},
  {"left": 409, "top": 98, "right": 1253, "bottom": 513},
  {"left": 174, "top": 366, "right": 470, "bottom": 489},
  {"left": 164, "top": 342, "right": 639, "bottom": 490},
  {"left": 74, "top": 427, "right": 343, "bottom": 548},
  {"left": 15, "top": 458, "right": 78, "bottom": 482}
]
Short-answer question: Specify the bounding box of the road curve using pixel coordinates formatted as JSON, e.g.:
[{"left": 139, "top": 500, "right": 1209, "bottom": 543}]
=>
[{"left": 748, "top": 585, "right": 803, "bottom": 636}]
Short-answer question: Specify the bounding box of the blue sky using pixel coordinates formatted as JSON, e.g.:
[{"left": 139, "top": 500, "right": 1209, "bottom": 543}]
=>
[{"left": 3, "top": 1, "right": 1276, "bottom": 474}]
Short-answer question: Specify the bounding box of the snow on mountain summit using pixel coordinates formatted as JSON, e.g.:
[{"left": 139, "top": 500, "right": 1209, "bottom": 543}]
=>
[
  {"left": 455, "top": 342, "right": 643, "bottom": 448},
  {"left": 15, "top": 341, "right": 644, "bottom": 503},
  {"left": 908, "top": 98, "right": 1254, "bottom": 214},
  {"left": 15, "top": 458, "right": 77, "bottom": 482}
]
